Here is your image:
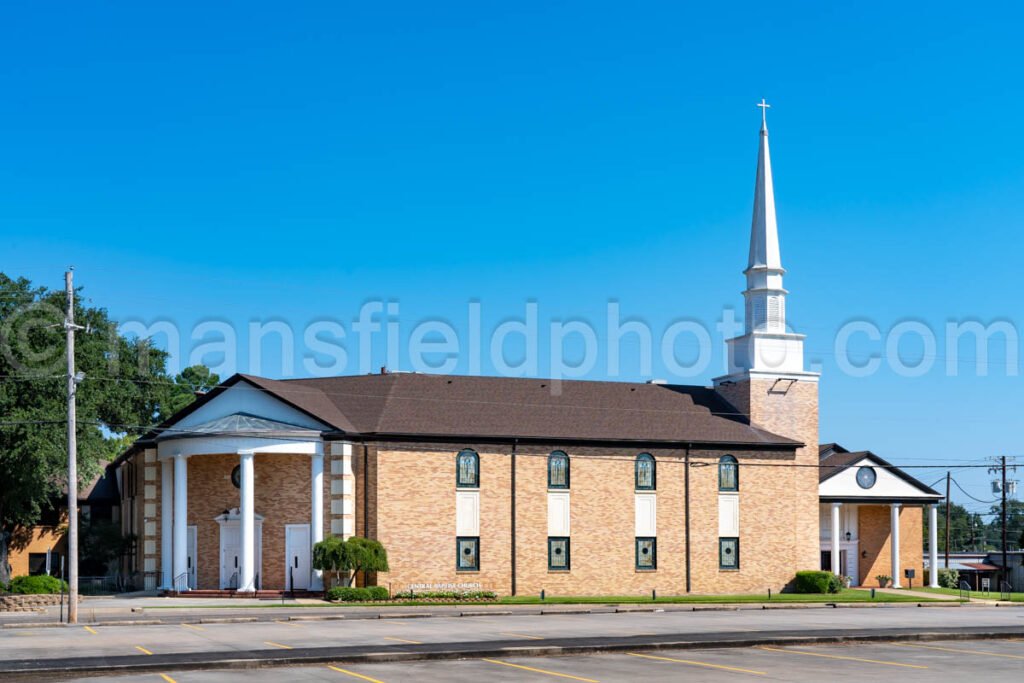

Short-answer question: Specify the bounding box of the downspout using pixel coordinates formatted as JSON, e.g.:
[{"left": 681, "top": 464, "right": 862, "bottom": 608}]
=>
[
  {"left": 510, "top": 439, "right": 518, "bottom": 596},
  {"left": 685, "top": 443, "right": 692, "bottom": 593},
  {"left": 363, "top": 443, "right": 370, "bottom": 539}
]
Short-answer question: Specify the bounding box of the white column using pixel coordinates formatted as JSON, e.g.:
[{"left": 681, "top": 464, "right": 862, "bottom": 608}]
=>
[
  {"left": 239, "top": 450, "right": 256, "bottom": 592},
  {"left": 311, "top": 450, "right": 324, "bottom": 590},
  {"left": 890, "top": 503, "right": 902, "bottom": 588},
  {"left": 160, "top": 458, "right": 173, "bottom": 589},
  {"left": 172, "top": 454, "right": 188, "bottom": 591},
  {"left": 928, "top": 503, "right": 940, "bottom": 588},
  {"left": 830, "top": 502, "right": 842, "bottom": 576}
]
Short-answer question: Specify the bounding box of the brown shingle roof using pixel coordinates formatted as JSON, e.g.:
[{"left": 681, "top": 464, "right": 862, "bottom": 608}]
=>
[{"left": 230, "top": 373, "right": 799, "bottom": 447}]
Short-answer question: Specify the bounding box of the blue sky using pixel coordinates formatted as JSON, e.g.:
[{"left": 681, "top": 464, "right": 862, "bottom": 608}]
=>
[{"left": 2, "top": 2, "right": 1022, "bottom": 508}]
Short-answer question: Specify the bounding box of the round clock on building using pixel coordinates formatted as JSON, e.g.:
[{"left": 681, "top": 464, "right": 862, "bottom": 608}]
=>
[{"left": 856, "top": 465, "right": 877, "bottom": 489}]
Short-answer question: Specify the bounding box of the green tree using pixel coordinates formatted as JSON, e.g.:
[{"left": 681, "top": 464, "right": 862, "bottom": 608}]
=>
[
  {"left": 345, "top": 537, "right": 389, "bottom": 581},
  {"left": 165, "top": 365, "right": 221, "bottom": 415},
  {"left": 311, "top": 536, "right": 348, "bottom": 587},
  {"left": 924, "top": 502, "right": 987, "bottom": 552},
  {"left": 0, "top": 273, "right": 214, "bottom": 583},
  {"left": 986, "top": 499, "right": 1024, "bottom": 551},
  {"left": 312, "top": 536, "right": 389, "bottom": 588}
]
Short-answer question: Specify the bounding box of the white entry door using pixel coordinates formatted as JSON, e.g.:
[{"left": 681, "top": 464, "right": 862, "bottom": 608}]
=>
[
  {"left": 220, "top": 526, "right": 240, "bottom": 589},
  {"left": 187, "top": 526, "right": 198, "bottom": 589},
  {"left": 285, "top": 524, "right": 311, "bottom": 591},
  {"left": 219, "top": 522, "right": 263, "bottom": 589}
]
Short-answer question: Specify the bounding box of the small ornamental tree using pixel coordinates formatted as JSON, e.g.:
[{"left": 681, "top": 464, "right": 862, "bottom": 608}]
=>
[
  {"left": 345, "top": 537, "right": 389, "bottom": 583},
  {"left": 312, "top": 536, "right": 389, "bottom": 588},
  {"left": 312, "top": 536, "right": 348, "bottom": 587}
]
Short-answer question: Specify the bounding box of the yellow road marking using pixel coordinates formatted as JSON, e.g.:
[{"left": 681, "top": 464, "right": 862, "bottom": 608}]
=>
[
  {"left": 328, "top": 665, "right": 388, "bottom": 683},
  {"left": 757, "top": 646, "right": 926, "bottom": 669},
  {"left": 499, "top": 632, "right": 545, "bottom": 640},
  {"left": 135, "top": 645, "right": 153, "bottom": 655},
  {"left": 383, "top": 636, "right": 423, "bottom": 644},
  {"left": 160, "top": 675, "right": 177, "bottom": 683},
  {"left": 892, "top": 642, "right": 1024, "bottom": 660},
  {"left": 264, "top": 641, "right": 293, "bottom": 649},
  {"left": 180, "top": 623, "right": 205, "bottom": 631},
  {"left": 627, "top": 652, "right": 765, "bottom": 675},
  {"left": 83, "top": 626, "right": 97, "bottom": 635},
  {"left": 275, "top": 619, "right": 302, "bottom": 627},
  {"left": 482, "top": 659, "right": 599, "bottom": 682}
]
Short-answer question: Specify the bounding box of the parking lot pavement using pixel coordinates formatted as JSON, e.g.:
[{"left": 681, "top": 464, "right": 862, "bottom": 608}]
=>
[
  {"left": 62, "top": 638, "right": 1024, "bottom": 682},
  {"left": 2, "top": 606, "right": 1024, "bottom": 669},
  {"left": 4, "top": 605, "right": 1024, "bottom": 657}
]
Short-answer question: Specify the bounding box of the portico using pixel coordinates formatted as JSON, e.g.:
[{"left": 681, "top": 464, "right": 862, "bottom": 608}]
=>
[
  {"left": 155, "top": 413, "right": 326, "bottom": 592},
  {"left": 819, "top": 444, "right": 943, "bottom": 588}
]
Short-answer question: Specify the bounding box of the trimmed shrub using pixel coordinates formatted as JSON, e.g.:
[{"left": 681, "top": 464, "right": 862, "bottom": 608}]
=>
[
  {"left": 325, "top": 585, "right": 389, "bottom": 602},
  {"left": 794, "top": 570, "right": 840, "bottom": 594},
  {"left": 392, "top": 590, "right": 497, "bottom": 600},
  {"left": 9, "top": 575, "right": 68, "bottom": 595},
  {"left": 937, "top": 568, "right": 960, "bottom": 589}
]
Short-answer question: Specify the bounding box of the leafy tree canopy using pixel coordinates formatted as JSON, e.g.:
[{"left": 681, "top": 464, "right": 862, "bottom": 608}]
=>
[{"left": 0, "top": 272, "right": 215, "bottom": 582}]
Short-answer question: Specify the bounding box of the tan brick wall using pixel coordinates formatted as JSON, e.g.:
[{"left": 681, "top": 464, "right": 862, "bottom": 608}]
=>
[
  {"left": 372, "top": 446, "right": 513, "bottom": 594},
  {"left": 370, "top": 441, "right": 808, "bottom": 597},
  {"left": 8, "top": 525, "right": 65, "bottom": 578},
  {"left": 858, "top": 504, "right": 923, "bottom": 587},
  {"left": 514, "top": 446, "right": 688, "bottom": 596},
  {"left": 715, "top": 378, "right": 821, "bottom": 588}
]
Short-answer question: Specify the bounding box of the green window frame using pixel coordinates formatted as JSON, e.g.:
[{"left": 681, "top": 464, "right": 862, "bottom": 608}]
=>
[
  {"left": 548, "top": 537, "right": 570, "bottom": 571},
  {"left": 456, "top": 449, "right": 479, "bottom": 488},
  {"left": 635, "top": 453, "right": 656, "bottom": 490},
  {"left": 719, "top": 537, "right": 739, "bottom": 570},
  {"left": 456, "top": 536, "right": 480, "bottom": 571},
  {"left": 635, "top": 537, "right": 657, "bottom": 570},
  {"left": 548, "top": 450, "right": 570, "bottom": 489},
  {"left": 718, "top": 455, "right": 738, "bottom": 492}
]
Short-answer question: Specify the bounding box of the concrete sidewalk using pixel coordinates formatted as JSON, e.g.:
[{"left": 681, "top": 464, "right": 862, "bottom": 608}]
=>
[
  {"left": 867, "top": 587, "right": 962, "bottom": 601},
  {"left": 0, "top": 597, "right": 978, "bottom": 628}
]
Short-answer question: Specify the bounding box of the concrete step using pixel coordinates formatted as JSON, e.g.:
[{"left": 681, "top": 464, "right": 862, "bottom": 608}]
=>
[{"left": 161, "top": 589, "right": 324, "bottom": 599}]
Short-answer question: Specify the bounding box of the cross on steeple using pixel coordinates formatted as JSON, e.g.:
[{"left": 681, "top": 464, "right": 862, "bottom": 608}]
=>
[{"left": 757, "top": 98, "right": 770, "bottom": 128}]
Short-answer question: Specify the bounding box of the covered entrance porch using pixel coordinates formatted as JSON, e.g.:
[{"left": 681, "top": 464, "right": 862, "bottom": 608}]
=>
[
  {"left": 155, "top": 413, "right": 326, "bottom": 594},
  {"left": 818, "top": 445, "right": 943, "bottom": 588}
]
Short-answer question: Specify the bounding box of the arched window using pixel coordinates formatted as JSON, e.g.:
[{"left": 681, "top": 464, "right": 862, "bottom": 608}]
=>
[
  {"left": 718, "top": 455, "right": 738, "bottom": 492},
  {"left": 635, "top": 453, "right": 656, "bottom": 491},
  {"left": 456, "top": 449, "right": 479, "bottom": 488},
  {"left": 548, "top": 450, "right": 570, "bottom": 489}
]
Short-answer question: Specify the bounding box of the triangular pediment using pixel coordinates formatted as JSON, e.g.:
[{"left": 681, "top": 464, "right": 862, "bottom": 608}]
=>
[{"left": 819, "top": 454, "right": 941, "bottom": 501}]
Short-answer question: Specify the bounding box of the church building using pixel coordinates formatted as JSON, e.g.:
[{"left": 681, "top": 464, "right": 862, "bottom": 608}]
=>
[{"left": 111, "top": 106, "right": 938, "bottom": 595}]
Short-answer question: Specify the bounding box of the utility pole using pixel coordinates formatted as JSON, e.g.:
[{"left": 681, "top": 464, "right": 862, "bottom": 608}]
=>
[
  {"left": 1001, "top": 455, "right": 1008, "bottom": 589},
  {"left": 64, "top": 269, "right": 83, "bottom": 624},
  {"left": 944, "top": 472, "right": 951, "bottom": 569}
]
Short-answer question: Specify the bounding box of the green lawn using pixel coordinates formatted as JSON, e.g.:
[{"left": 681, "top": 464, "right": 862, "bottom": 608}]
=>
[
  {"left": 499, "top": 589, "right": 929, "bottom": 605},
  {"left": 149, "top": 588, "right": 934, "bottom": 609},
  {"left": 914, "top": 586, "right": 1024, "bottom": 602}
]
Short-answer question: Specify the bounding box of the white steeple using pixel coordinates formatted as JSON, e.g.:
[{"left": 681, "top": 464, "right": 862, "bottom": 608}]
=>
[
  {"left": 715, "top": 101, "right": 818, "bottom": 383},
  {"left": 744, "top": 98, "right": 786, "bottom": 334},
  {"left": 748, "top": 99, "right": 782, "bottom": 274}
]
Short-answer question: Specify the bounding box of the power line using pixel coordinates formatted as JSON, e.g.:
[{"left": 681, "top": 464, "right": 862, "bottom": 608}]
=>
[{"left": 951, "top": 477, "right": 1000, "bottom": 505}]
